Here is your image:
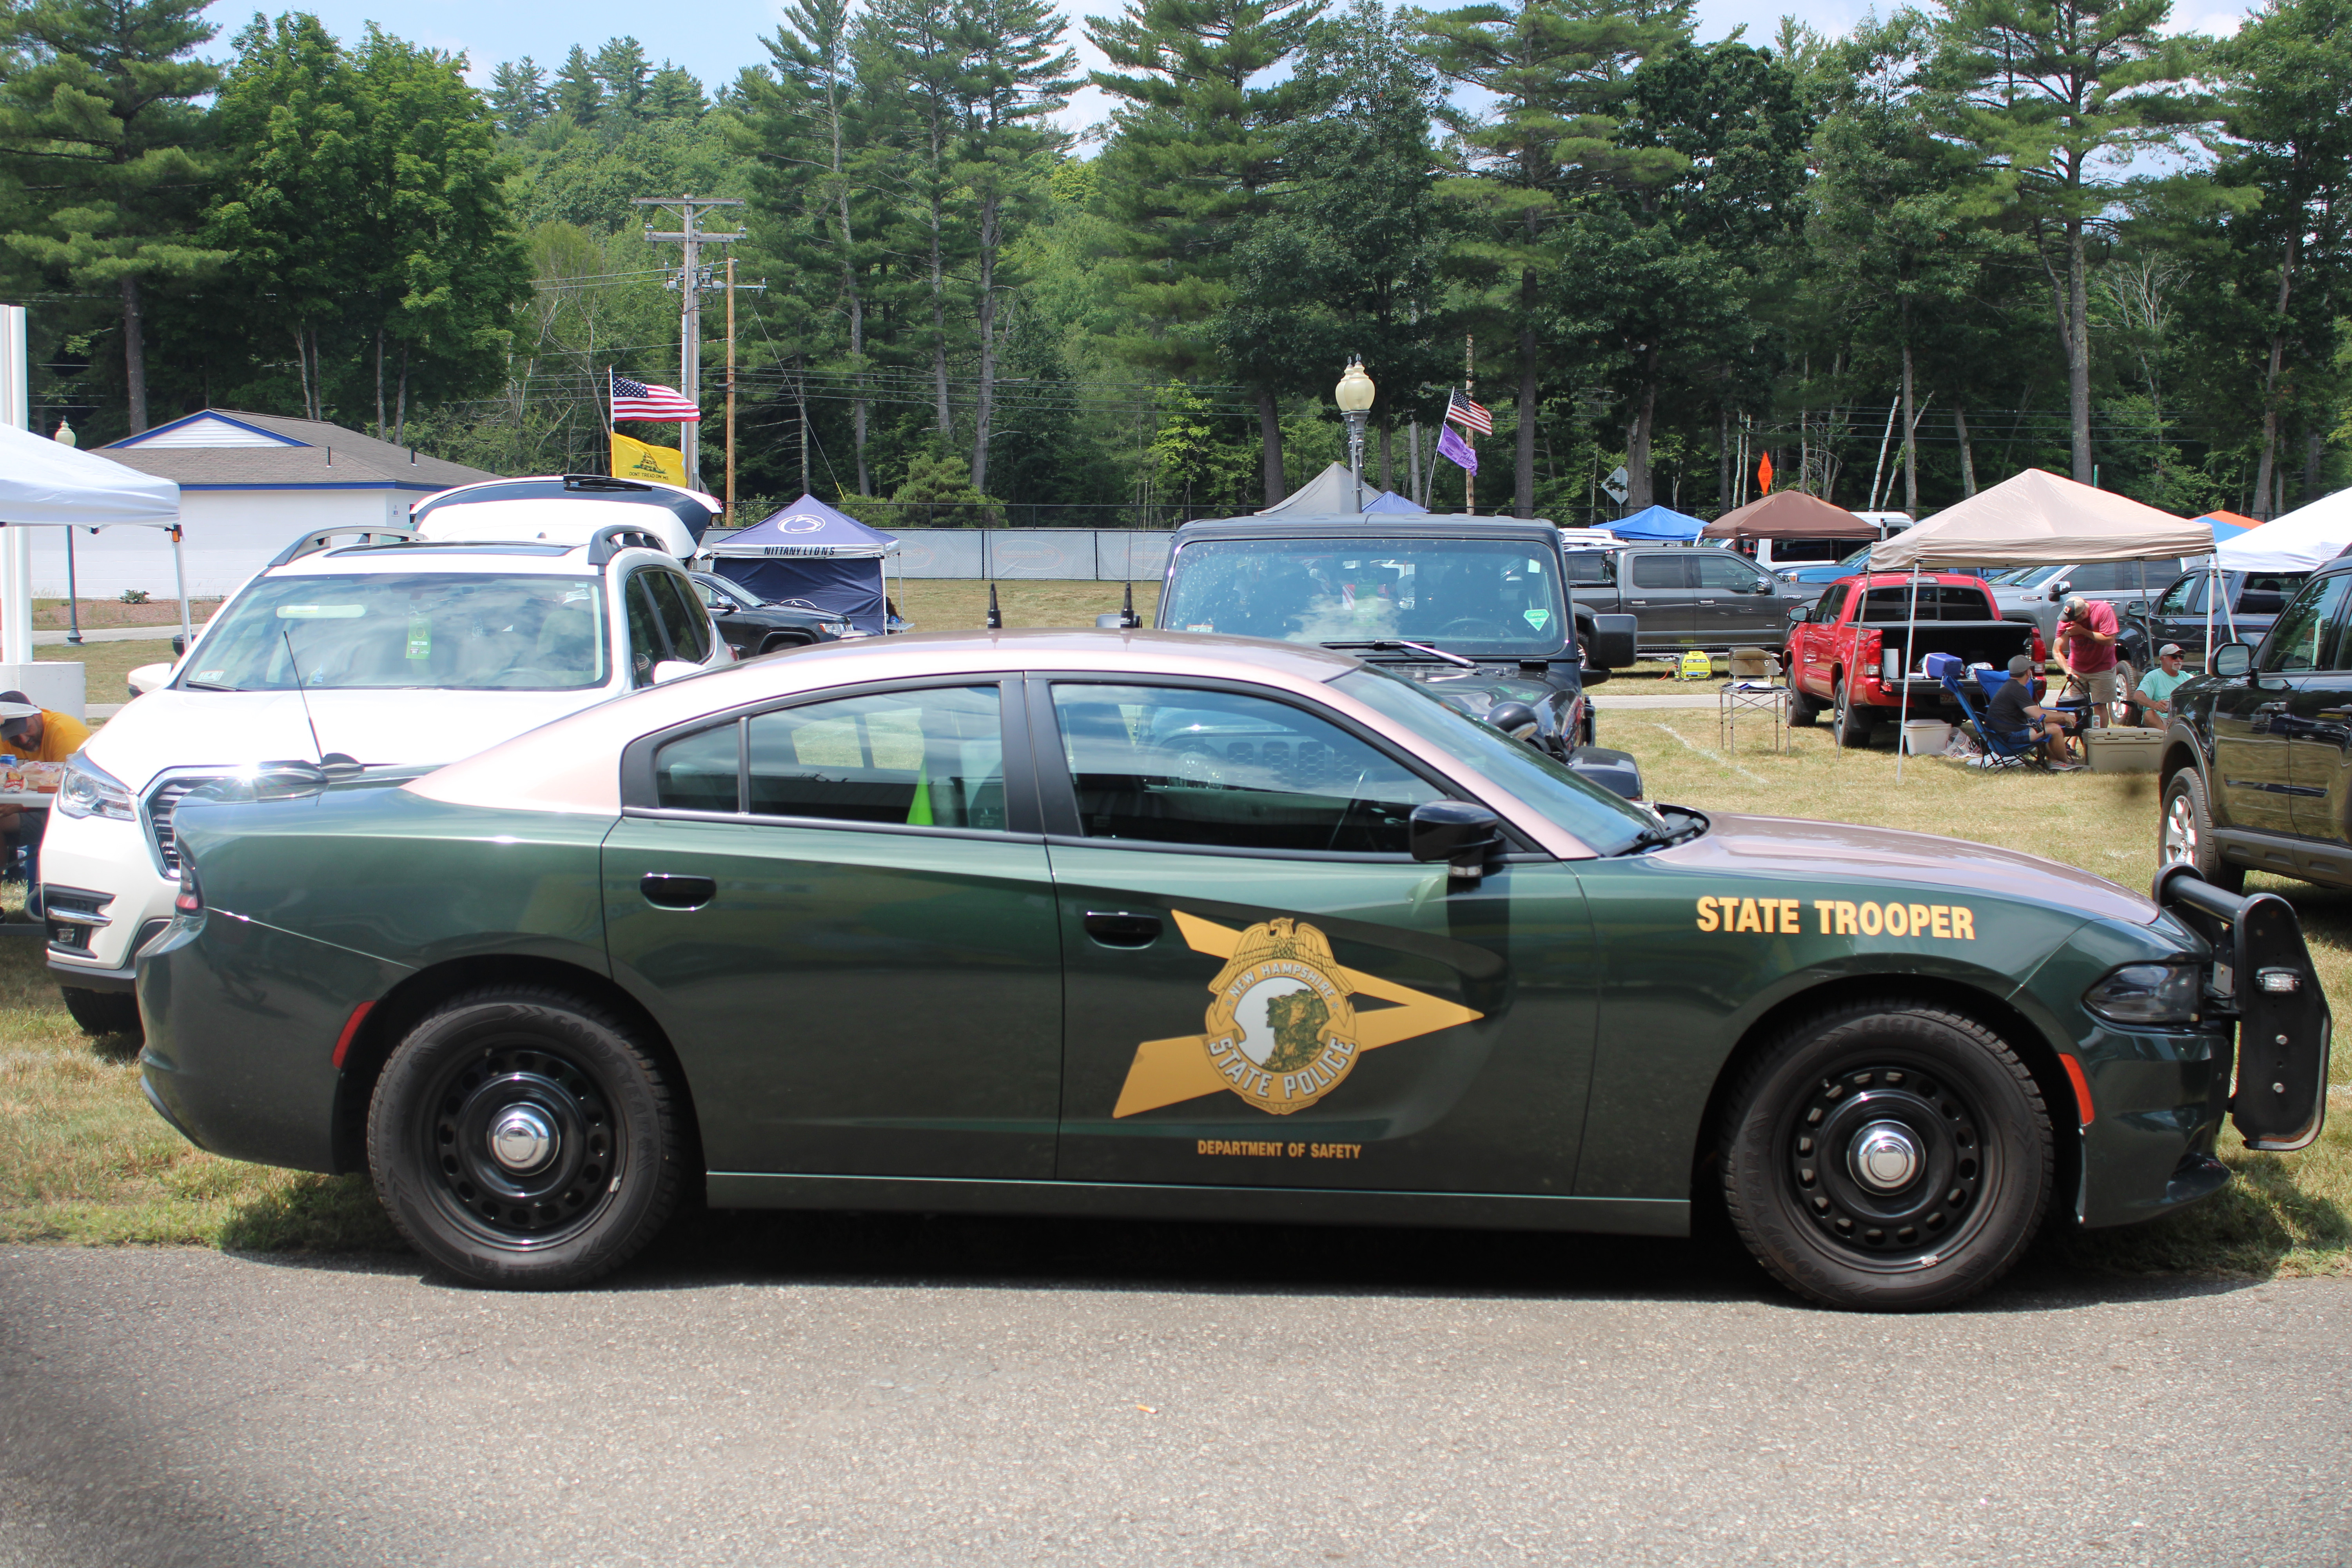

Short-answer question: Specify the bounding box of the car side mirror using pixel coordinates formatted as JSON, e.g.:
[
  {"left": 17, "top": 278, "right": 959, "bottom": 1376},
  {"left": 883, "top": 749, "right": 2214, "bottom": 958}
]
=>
[
  {"left": 1586, "top": 614, "right": 1636, "bottom": 669},
  {"left": 171, "top": 635, "right": 186, "bottom": 657},
  {"left": 652, "top": 659, "right": 701, "bottom": 684},
  {"left": 711, "top": 597, "right": 737, "bottom": 613},
  {"left": 2212, "top": 641, "right": 2254, "bottom": 679},
  {"left": 2048, "top": 581, "right": 2070, "bottom": 602},
  {"left": 1786, "top": 605, "right": 1807, "bottom": 624},
  {"left": 1410, "top": 800, "right": 1504, "bottom": 885}
]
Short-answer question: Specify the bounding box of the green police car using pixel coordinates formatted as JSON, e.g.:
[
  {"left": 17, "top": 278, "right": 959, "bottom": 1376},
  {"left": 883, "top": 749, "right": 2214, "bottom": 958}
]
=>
[{"left": 135, "top": 629, "right": 2331, "bottom": 1310}]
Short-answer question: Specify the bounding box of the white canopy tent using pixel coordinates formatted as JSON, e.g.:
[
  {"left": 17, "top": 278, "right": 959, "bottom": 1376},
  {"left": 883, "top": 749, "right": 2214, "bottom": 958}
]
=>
[
  {"left": 2212, "top": 486, "right": 2352, "bottom": 573},
  {"left": 1864, "top": 469, "right": 2213, "bottom": 780},
  {"left": 0, "top": 421, "right": 187, "bottom": 654}
]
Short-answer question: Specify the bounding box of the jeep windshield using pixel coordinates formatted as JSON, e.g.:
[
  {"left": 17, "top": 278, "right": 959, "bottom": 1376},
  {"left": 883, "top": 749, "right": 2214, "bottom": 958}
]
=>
[
  {"left": 179, "top": 573, "right": 610, "bottom": 691},
  {"left": 1164, "top": 537, "right": 1570, "bottom": 658}
]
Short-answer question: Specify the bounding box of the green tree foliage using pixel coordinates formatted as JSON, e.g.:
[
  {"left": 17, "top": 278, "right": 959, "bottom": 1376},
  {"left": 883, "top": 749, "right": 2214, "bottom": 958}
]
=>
[
  {"left": 592, "top": 37, "right": 653, "bottom": 119},
  {"left": 1088, "top": 0, "right": 1328, "bottom": 504},
  {"left": 553, "top": 44, "right": 604, "bottom": 125},
  {"left": 490, "top": 58, "right": 550, "bottom": 134},
  {"left": 0, "top": 0, "right": 224, "bottom": 433}
]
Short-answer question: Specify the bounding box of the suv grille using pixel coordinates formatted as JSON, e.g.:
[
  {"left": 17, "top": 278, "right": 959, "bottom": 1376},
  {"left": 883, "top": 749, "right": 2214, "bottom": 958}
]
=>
[{"left": 145, "top": 775, "right": 227, "bottom": 873}]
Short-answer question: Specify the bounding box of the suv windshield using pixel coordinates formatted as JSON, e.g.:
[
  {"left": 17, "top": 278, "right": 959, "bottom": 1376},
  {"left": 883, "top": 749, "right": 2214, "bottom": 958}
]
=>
[
  {"left": 1334, "top": 666, "right": 1655, "bottom": 853},
  {"left": 1165, "top": 536, "right": 1569, "bottom": 657},
  {"left": 182, "top": 573, "right": 609, "bottom": 691}
]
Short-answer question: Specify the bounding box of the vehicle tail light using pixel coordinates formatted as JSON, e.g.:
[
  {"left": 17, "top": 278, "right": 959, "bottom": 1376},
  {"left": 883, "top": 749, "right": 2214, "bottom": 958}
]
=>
[{"left": 173, "top": 859, "right": 201, "bottom": 915}]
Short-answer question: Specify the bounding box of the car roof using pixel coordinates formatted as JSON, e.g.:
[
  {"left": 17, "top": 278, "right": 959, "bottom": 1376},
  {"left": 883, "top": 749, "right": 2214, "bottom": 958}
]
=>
[
  {"left": 1172, "top": 514, "right": 1561, "bottom": 543},
  {"left": 263, "top": 539, "right": 677, "bottom": 577}
]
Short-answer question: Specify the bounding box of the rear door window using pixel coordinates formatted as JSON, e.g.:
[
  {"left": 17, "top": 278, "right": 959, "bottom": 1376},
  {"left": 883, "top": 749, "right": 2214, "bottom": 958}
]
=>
[
  {"left": 1693, "top": 554, "right": 1773, "bottom": 592},
  {"left": 1630, "top": 555, "right": 1690, "bottom": 590},
  {"left": 643, "top": 570, "right": 712, "bottom": 664}
]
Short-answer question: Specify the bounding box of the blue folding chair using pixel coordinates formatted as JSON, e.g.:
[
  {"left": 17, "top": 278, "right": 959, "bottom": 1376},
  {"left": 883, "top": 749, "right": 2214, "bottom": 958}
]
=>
[{"left": 1940, "top": 664, "right": 2051, "bottom": 769}]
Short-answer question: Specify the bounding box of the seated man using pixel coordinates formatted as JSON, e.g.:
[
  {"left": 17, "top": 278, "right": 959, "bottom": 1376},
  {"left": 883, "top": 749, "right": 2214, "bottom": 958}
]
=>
[
  {"left": 2128, "top": 642, "right": 2193, "bottom": 725},
  {"left": 1986, "top": 655, "right": 2082, "bottom": 769}
]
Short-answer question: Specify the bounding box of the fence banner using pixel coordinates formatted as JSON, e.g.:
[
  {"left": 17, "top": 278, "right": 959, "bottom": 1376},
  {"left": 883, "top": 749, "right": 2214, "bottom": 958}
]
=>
[{"left": 880, "top": 529, "right": 1173, "bottom": 580}]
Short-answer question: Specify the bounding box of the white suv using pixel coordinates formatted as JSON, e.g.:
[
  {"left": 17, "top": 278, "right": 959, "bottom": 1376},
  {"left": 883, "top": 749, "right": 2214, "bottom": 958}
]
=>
[{"left": 43, "top": 515, "right": 730, "bottom": 1036}]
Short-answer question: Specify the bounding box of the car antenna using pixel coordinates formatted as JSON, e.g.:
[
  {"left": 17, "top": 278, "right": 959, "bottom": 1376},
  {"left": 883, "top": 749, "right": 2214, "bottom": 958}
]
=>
[
  {"left": 280, "top": 624, "right": 360, "bottom": 777},
  {"left": 985, "top": 582, "right": 1002, "bottom": 630},
  {"left": 1119, "top": 582, "right": 1140, "bottom": 629}
]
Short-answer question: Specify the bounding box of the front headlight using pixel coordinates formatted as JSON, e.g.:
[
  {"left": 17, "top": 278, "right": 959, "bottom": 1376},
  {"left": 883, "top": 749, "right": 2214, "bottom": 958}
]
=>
[
  {"left": 2083, "top": 962, "right": 2201, "bottom": 1025},
  {"left": 819, "top": 621, "right": 854, "bottom": 637},
  {"left": 56, "top": 753, "right": 135, "bottom": 820}
]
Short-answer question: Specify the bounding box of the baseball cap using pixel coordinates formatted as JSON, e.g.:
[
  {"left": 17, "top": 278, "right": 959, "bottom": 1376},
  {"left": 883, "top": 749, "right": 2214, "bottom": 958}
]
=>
[
  {"left": 2061, "top": 594, "right": 2090, "bottom": 617},
  {"left": 2158, "top": 642, "right": 2184, "bottom": 657},
  {"left": 2007, "top": 655, "right": 2034, "bottom": 677}
]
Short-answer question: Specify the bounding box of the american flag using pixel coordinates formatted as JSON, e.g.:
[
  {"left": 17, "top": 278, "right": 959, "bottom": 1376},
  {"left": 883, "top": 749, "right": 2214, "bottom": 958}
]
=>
[
  {"left": 1445, "top": 388, "right": 1492, "bottom": 435},
  {"left": 610, "top": 371, "right": 701, "bottom": 423}
]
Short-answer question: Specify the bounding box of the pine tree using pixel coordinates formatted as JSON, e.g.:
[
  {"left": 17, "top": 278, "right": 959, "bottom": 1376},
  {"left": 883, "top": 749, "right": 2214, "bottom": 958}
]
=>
[
  {"left": 592, "top": 37, "right": 653, "bottom": 119},
  {"left": 1088, "top": 0, "right": 1328, "bottom": 505},
  {"left": 646, "top": 64, "right": 706, "bottom": 120},
  {"left": 489, "top": 58, "right": 549, "bottom": 134},
  {"left": 553, "top": 44, "right": 604, "bottom": 124},
  {"left": 0, "top": 0, "right": 225, "bottom": 432}
]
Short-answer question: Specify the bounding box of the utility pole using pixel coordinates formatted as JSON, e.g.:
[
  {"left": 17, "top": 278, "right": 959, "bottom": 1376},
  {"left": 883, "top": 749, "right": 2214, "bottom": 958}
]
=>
[
  {"left": 633, "top": 193, "right": 744, "bottom": 491},
  {"left": 726, "top": 257, "right": 737, "bottom": 523}
]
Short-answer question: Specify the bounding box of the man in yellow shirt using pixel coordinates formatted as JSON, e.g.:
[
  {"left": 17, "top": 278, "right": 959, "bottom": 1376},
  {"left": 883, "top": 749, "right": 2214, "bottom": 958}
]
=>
[{"left": 0, "top": 690, "right": 93, "bottom": 888}]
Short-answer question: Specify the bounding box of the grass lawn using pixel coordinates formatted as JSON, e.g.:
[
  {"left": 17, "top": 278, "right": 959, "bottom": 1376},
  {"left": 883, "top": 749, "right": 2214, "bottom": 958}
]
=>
[
  {"left": 0, "top": 584, "right": 2341, "bottom": 1281},
  {"left": 34, "top": 637, "right": 177, "bottom": 708}
]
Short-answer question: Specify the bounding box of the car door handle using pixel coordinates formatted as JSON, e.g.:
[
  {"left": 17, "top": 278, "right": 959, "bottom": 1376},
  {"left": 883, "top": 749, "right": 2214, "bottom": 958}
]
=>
[
  {"left": 641, "top": 873, "right": 717, "bottom": 910},
  {"left": 1083, "top": 910, "right": 1162, "bottom": 947}
]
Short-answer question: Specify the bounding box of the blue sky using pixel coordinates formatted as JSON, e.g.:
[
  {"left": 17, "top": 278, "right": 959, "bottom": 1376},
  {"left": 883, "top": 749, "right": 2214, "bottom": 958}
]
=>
[{"left": 219, "top": 0, "right": 2259, "bottom": 133}]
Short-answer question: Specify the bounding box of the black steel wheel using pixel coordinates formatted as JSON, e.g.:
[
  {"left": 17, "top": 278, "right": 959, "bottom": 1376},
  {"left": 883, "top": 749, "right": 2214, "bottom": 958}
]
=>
[
  {"left": 60, "top": 985, "right": 142, "bottom": 1039},
  {"left": 1719, "top": 1001, "right": 2053, "bottom": 1311},
  {"left": 2160, "top": 769, "right": 2243, "bottom": 894},
  {"left": 1832, "top": 679, "right": 1872, "bottom": 747},
  {"left": 368, "top": 987, "right": 683, "bottom": 1290}
]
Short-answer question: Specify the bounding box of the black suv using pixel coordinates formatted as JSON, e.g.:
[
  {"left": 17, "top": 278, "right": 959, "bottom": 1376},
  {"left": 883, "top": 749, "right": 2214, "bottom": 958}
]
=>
[
  {"left": 1154, "top": 514, "right": 1645, "bottom": 798},
  {"left": 2161, "top": 560, "right": 2352, "bottom": 891},
  {"left": 688, "top": 571, "right": 850, "bottom": 658},
  {"left": 2119, "top": 568, "right": 2305, "bottom": 674}
]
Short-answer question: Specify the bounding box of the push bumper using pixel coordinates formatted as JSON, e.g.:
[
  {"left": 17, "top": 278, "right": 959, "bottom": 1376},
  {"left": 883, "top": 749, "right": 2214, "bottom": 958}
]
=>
[{"left": 2157, "top": 867, "right": 2332, "bottom": 1152}]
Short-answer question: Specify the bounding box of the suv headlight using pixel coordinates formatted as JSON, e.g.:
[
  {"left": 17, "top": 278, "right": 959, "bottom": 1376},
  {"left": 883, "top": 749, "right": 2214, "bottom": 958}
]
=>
[
  {"left": 819, "top": 620, "right": 854, "bottom": 637},
  {"left": 2083, "top": 962, "right": 2200, "bottom": 1025},
  {"left": 56, "top": 754, "right": 135, "bottom": 820}
]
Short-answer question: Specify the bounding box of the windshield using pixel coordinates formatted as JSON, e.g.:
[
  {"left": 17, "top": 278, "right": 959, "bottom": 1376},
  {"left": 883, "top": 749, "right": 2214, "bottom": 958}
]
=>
[
  {"left": 1165, "top": 537, "right": 1570, "bottom": 657},
  {"left": 181, "top": 573, "right": 609, "bottom": 692},
  {"left": 1334, "top": 666, "right": 1656, "bottom": 853},
  {"left": 2009, "top": 564, "right": 2069, "bottom": 589}
]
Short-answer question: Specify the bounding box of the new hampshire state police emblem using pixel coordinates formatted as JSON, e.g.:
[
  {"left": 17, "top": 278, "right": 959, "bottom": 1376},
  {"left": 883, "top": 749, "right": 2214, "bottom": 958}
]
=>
[
  {"left": 1111, "top": 911, "right": 1486, "bottom": 1120},
  {"left": 1200, "top": 918, "right": 1360, "bottom": 1116}
]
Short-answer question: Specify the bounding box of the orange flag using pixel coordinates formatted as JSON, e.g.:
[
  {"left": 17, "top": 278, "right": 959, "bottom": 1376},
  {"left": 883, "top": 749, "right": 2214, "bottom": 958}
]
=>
[{"left": 1757, "top": 452, "right": 1774, "bottom": 493}]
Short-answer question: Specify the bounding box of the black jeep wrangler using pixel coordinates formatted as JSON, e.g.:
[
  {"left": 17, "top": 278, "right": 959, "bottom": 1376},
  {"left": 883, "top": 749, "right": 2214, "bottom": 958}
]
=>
[{"left": 1142, "top": 514, "right": 1644, "bottom": 799}]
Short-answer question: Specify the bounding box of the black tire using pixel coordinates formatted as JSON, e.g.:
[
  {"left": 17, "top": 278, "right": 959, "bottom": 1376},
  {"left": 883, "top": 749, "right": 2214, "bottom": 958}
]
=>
[
  {"left": 757, "top": 635, "right": 810, "bottom": 657},
  {"left": 1719, "top": 1000, "right": 2053, "bottom": 1311},
  {"left": 1787, "top": 664, "right": 1822, "bottom": 727},
  {"left": 367, "top": 987, "right": 685, "bottom": 1290},
  {"left": 60, "top": 985, "right": 142, "bottom": 1039},
  {"left": 1832, "top": 679, "right": 1872, "bottom": 747},
  {"left": 2160, "top": 769, "right": 2243, "bottom": 894}
]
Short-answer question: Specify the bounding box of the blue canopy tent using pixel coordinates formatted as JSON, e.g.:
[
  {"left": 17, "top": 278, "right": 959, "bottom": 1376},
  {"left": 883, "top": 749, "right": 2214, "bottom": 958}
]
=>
[
  {"left": 1610, "top": 504, "right": 1706, "bottom": 542},
  {"left": 703, "top": 494, "right": 900, "bottom": 634}
]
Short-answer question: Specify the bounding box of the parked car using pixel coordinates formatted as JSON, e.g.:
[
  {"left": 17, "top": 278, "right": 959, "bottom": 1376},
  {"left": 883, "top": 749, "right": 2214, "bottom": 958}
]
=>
[
  {"left": 1156, "top": 515, "right": 1642, "bottom": 797},
  {"left": 1572, "top": 545, "right": 1807, "bottom": 659},
  {"left": 2160, "top": 560, "right": 2352, "bottom": 892},
  {"left": 1783, "top": 572, "right": 2044, "bottom": 744},
  {"left": 42, "top": 519, "right": 731, "bottom": 1039},
  {"left": 687, "top": 571, "right": 851, "bottom": 657},
  {"left": 1994, "top": 559, "right": 2187, "bottom": 651},
  {"left": 138, "top": 627, "right": 2328, "bottom": 1309},
  {"left": 2118, "top": 568, "right": 2304, "bottom": 674}
]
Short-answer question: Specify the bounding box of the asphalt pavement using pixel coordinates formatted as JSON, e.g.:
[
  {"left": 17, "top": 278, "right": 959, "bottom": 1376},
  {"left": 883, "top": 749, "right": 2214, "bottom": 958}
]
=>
[{"left": 3, "top": 1217, "right": 2346, "bottom": 1568}]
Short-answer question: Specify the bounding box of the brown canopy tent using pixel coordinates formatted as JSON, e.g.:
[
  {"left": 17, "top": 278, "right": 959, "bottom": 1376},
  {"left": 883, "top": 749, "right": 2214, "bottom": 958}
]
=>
[{"left": 1701, "top": 490, "right": 1872, "bottom": 541}]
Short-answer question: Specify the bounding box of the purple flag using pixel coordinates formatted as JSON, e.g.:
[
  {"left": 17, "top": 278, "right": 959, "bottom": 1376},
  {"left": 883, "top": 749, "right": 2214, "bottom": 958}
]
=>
[{"left": 1437, "top": 423, "right": 1477, "bottom": 474}]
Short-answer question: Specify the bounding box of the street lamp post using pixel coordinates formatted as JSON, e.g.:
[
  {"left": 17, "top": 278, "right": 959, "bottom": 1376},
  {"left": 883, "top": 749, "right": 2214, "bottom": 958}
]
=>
[{"left": 1335, "top": 357, "right": 1376, "bottom": 512}]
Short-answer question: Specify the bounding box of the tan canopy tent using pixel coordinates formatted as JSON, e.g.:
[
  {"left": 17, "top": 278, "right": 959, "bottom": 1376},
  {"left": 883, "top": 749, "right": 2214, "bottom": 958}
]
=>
[
  {"left": 1869, "top": 469, "right": 2211, "bottom": 568},
  {"left": 1702, "top": 489, "right": 1871, "bottom": 541}
]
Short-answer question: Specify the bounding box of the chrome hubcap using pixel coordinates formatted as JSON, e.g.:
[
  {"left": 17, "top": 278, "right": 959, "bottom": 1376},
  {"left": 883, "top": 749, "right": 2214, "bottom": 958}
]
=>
[
  {"left": 1849, "top": 1120, "right": 1921, "bottom": 1192},
  {"left": 489, "top": 1106, "right": 557, "bottom": 1173},
  {"left": 2163, "top": 793, "right": 2196, "bottom": 863}
]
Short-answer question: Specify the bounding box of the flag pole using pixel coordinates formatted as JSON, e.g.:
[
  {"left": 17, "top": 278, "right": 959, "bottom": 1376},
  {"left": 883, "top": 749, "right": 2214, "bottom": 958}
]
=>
[{"left": 1463, "top": 335, "right": 1475, "bottom": 515}]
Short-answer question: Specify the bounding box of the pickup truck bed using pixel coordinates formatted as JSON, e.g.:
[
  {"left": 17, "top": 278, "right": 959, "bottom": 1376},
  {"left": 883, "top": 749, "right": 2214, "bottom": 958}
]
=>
[{"left": 1786, "top": 576, "right": 2044, "bottom": 744}]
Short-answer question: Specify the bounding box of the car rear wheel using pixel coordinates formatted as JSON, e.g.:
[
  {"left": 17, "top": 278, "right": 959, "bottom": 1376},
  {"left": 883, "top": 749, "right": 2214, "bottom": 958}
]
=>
[
  {"left": 2160, "top": 770, "right": 2243, "bottom": 894},
  {"left": 1719, "top": 1000, "right": 2053, "bottom": 1311},
  {"left": 368, "top": 987, "right": 684, "bottom": 1290},
  {"left": 1832, "top": 680, "right": 1871, "bottom": 746},
  {"left": 60, "top": 985, "right": 141, "bottom": 1039}
]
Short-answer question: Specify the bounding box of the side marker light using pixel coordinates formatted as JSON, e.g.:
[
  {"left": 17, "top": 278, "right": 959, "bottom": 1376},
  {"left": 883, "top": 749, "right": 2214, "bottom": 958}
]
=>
[
  {"left": 331, "top": 1001, "right": 376, "bottom": 1069},
  {"left": 2057, "top": 1053, "right": 2096, "bottom": 1126}
]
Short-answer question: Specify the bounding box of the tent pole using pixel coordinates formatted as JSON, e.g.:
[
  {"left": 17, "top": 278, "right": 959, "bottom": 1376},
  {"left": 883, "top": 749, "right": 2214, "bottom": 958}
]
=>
[
  {"left": 64, "top": 526, "right": 80, "bottom": 645},
  {"left": 1898, "top": 562, "right": 1919, "bottom": 783},
  {"left": 2206, "top": 555, "right": 2215, "bottom": 672},
  {"left": 172, "top": 526, "right": 191, "bottom": 649}
]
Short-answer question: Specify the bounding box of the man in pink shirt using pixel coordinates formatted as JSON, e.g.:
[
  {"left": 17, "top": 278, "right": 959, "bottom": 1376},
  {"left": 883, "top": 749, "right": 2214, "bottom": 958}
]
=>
[{"left": 2055, "top": 593, "right": 2120, "bottom": 722}]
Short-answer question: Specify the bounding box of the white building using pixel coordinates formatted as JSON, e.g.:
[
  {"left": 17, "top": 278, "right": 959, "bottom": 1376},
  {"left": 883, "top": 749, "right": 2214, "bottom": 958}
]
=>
[{"left": 57, "top": 409, "right": 499, "bottom": 600}]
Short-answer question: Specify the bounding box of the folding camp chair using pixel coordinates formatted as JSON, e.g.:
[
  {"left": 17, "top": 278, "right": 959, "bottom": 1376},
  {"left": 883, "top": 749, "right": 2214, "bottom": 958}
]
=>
[{"left": 1941, "top": 666, "right": 2052, "bottom": 770}]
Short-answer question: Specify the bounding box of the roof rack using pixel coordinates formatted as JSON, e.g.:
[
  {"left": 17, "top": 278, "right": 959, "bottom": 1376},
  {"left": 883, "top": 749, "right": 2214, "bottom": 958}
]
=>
[
  {"left": 586, "top": 523, "right": 672, "bottom": 566},
  {"left": 267, "top": 524, "right": 419, "bottom": 568}
]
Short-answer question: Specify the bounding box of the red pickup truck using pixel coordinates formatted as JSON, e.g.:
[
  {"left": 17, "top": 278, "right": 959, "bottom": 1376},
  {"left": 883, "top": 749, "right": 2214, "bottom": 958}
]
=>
[{"left": 1784, "top": 572, "right": 2047, "bottom": 744}]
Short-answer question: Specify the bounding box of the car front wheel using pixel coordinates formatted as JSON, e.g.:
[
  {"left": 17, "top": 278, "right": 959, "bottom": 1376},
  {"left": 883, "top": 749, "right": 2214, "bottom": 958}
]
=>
[
  {"left": 2160, "top": 769, "right": 2244, "bottom": 894},
  {"left": 1719, "top": 1001, "right": 2053, "bottom": 1311},
  {"left": 368, "top": 987, "right": 685, "bottom": 1290}
]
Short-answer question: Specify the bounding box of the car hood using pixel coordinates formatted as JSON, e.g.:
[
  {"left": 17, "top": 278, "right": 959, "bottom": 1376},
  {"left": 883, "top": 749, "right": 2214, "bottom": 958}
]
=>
[
  {"left": 1652, "top": 810, "right": 2158, "bottom": 925},
  {"left": 1388, "top": 666, "right": 1567, "bottom": 717},
  {"left": 83, "top": 686, "right": 612, "bottom": 791}
]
